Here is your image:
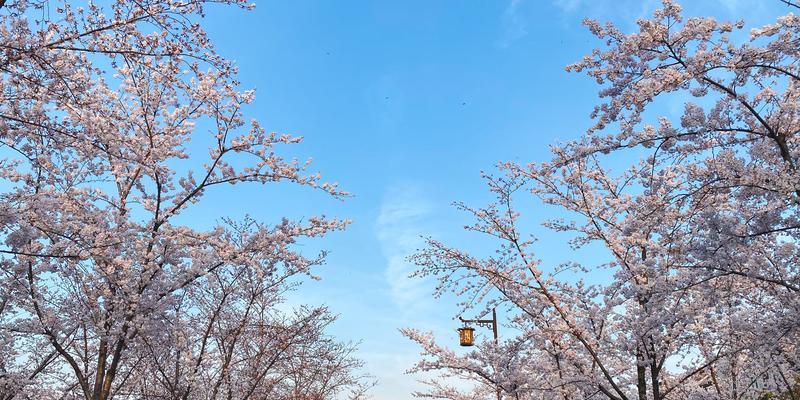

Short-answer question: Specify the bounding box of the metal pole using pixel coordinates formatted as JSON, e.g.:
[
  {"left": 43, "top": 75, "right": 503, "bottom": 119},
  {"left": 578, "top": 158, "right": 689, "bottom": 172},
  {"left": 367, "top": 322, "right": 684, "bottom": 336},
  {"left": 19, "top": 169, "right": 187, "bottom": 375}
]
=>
[
  {"left": 492, "top": 308, "right": 500, "bottom": 400},
  {"left": 491, "top": 307, "right": 498, "bottom": 343}
]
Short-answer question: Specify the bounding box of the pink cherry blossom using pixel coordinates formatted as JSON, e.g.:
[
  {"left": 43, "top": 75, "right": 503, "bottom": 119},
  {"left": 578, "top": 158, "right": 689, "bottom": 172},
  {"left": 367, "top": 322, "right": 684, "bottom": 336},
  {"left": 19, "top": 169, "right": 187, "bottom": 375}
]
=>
[
  {"left": 0, "top": 0, "right": 370, "bottom": 399},
  {"left": 406, "top": 2, "right": 800, "bottom": 399}
]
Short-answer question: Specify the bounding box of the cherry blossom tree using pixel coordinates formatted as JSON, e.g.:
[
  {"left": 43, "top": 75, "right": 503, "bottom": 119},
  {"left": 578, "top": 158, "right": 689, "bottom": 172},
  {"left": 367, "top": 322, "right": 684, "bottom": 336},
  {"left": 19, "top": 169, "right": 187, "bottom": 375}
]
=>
[
  {"left": 406, "top": 1, "right": 799, "bottom": 399},
  {"left": 0, "top": 0, "right": 370, "bottom": 399}
]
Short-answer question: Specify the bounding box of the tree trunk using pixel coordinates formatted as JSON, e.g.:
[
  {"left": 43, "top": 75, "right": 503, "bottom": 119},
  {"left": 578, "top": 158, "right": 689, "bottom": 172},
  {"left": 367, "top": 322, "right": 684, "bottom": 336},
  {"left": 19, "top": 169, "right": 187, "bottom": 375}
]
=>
[{"left": 636, "top": 346, "right": 647, "bottom": 400}]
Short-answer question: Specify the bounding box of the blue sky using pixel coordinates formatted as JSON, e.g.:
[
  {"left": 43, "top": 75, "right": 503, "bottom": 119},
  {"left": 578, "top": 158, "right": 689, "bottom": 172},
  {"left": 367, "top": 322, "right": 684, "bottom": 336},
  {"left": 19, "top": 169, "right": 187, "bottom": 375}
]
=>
[{"left": 186, "top": 1, "right": 790, "bottom": 398}]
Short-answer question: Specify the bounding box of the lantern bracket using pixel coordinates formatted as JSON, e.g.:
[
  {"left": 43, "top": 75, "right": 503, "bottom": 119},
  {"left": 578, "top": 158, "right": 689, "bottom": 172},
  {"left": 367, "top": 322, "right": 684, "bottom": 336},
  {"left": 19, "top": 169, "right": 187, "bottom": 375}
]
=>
[{"left": 457, "top": 308, "right": 498, "bottom": 343}]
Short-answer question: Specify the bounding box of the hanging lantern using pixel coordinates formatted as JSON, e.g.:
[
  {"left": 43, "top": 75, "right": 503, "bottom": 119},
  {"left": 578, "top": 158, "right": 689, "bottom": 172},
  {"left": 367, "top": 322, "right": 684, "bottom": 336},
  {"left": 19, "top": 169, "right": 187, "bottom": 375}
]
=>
[{"left": 458, "top": 326, "right": 475, "bottom": 346}]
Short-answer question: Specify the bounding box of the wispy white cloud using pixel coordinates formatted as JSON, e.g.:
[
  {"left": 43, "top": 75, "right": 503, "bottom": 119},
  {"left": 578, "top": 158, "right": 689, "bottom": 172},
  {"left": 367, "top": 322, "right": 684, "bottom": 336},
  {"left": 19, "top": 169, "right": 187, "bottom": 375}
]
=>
[
  {"left": 376, "top": 184, "right": 435, "bottom": 317},
  {"left": 497, "top": 0, "right": 529, "bottom": 48},
  {"left": 714, "top": 0, "right": 761, "bottom": 14},
  {"left": 712, "top": 0, "right": 773, "bottom": 20},
  {"left": 552, "top": 0, "right": 773, "bottom": 26},
  {"left": 551, "top": 0, "right": 660, "bottom": 29},
  {"left": 552, "top": 0, "right": 581, "bottom": 13},
  {"left": 371, "top": 184, "right": 482, "bottom": 398}
]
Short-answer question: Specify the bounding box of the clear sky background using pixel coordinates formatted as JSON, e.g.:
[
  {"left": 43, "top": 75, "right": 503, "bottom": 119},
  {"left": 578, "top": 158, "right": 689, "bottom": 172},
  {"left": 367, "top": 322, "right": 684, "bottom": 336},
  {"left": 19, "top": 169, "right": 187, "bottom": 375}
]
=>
[{"left": 179, "top": 1, "right": 791, "bottom": 398}]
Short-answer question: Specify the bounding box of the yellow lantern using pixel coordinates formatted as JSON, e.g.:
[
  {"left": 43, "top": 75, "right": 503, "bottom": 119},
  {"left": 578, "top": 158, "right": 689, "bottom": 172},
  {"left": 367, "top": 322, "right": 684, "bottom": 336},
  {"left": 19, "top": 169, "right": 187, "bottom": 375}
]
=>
[{"left": 458, "top": 326, "right": 475, "bottom": 346}]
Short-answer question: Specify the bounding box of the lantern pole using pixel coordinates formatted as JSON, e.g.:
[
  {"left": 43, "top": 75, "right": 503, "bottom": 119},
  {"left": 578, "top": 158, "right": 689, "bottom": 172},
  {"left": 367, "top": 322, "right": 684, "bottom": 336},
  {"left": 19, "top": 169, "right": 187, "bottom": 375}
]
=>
[
  {"left": 458, "top": 308, "right": 501, "bottom": 400},
  {"left": 491, "top": 308, "right": 498, "bottom": 344}
]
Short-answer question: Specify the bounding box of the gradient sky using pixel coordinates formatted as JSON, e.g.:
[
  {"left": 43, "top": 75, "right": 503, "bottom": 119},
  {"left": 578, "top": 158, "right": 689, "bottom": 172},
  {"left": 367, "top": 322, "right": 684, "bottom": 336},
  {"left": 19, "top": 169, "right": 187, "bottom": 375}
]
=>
[{"left": 181, "top": 1, "right": 791, "bottom": 398}]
